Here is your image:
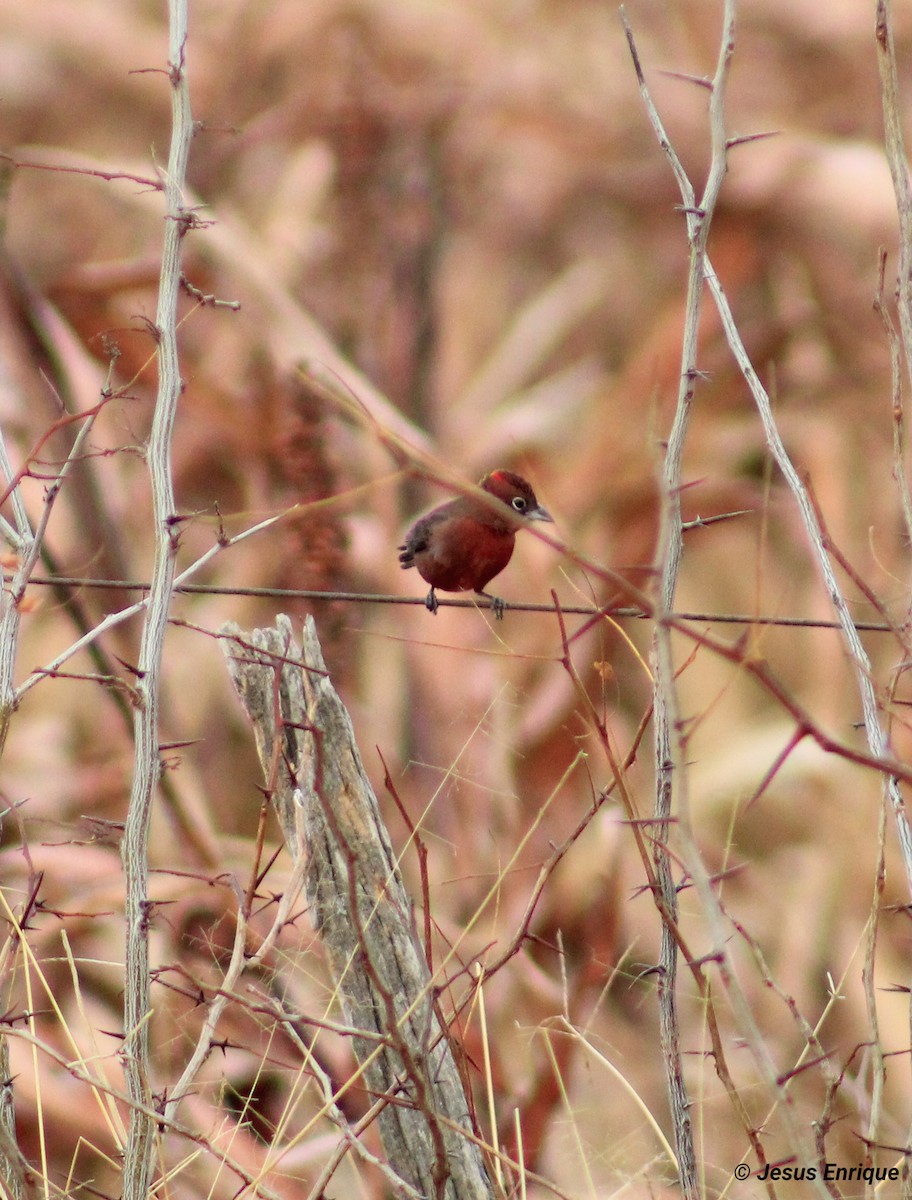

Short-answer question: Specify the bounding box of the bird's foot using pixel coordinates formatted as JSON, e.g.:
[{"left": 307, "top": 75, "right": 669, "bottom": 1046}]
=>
[
  {"left": 477, "top": 591, "right": 506, "bottom": 620},
  {"left": 424, "top": 588, "right": 439, "bottom": 615}
]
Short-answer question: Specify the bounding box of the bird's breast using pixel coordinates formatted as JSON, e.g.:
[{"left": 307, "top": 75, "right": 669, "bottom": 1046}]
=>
[{"left": 414, "top": 516, "right": 516, "bottom": 592}]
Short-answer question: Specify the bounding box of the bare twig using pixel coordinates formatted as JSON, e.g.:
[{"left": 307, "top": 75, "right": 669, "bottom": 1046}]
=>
[
  {"left": 0, "top": 430, "right": 30, "bottom": 550},
  {"left": 8, "top": 570, "right": 911, "bottom": 631},
  {"left": 705, "top": 248, "right": 912, "bottom": 894},
  {"left": 0, "top": 149, "right": 162, "bottom": 192},
  {"left": 876, "top": 0, "right": 912, "bottom": 408},
  {"left": 121, "top": 5, "right": 194, "bottom": 1196},
  {"left": 874, "top": 249, "right": 912, "bottom": 549},
  {"left": 862, "top": 802, "right": 889, "bottom": 1178},
  {"left": 622, "top": 5, "right": 735, "bottom": 1194},
  {"left": 874, "top": 1, "right": 912, "bottom": 1169},
  {"left": 622, "top": 5, "right": 885, "bottom": 1195},
  {"left": 0, "top": 399, "right": 103, "bottom": 761},
  {"left": 13, "top": 508, "right": 291, "bottom": 701}
]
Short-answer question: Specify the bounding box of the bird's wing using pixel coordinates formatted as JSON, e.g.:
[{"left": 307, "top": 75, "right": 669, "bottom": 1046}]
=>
[{"left": 398, "top": 506, "right": 451, "bottom": 566}]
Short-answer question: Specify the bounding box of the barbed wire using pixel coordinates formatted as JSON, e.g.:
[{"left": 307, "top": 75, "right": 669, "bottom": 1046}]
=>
[{"left": 5, "top": 573, "right": 901, "bottom": 632}]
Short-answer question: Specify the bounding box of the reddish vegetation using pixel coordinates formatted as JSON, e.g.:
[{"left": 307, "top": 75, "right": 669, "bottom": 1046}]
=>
[{"left": 2, "top": 1, "right": 912, "bottom": 1194}]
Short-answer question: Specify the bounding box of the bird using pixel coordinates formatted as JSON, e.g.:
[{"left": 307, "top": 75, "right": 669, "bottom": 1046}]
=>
[{"left": 398, "top": 470, "right": 553, "bottom": 619}]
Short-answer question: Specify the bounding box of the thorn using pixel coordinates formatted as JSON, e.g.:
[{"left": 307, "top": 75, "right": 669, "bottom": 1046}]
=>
[
  {"left": 656, "top": 68, "right": 713, "bottom": 91},
  {"left": 682, "top": 508, "right": 754, "bottom": 531},
  {"left": 726, "top": 129, "right": 781, "bottom": 149}
]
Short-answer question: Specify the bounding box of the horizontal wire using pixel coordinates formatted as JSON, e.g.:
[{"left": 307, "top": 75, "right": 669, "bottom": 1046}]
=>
[{"left": 3, "top": 573, "right": 898, "bottom": 633}]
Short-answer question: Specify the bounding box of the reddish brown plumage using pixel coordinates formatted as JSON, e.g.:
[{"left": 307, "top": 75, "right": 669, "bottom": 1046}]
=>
[{"left": 399, "top": 470, "right": 553, "bottom": 617}]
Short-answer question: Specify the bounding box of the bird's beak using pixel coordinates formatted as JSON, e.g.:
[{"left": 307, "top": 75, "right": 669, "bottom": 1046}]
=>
[{"left": 527, "top": 505, "right": 553, "bottom": 523}]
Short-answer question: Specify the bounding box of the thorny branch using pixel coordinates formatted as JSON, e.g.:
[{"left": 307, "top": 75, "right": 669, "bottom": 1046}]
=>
[
  {"left": 621, "top": 2, "right": 911, "bottom": 1194},
  {"left": 623, "top": 5, "right": 733, "bottom": 1195},
  {"left": 10, "top": 569, "right": 912, "bottom": 632},
  {"left": 0, "top": 403, "right": 106, "bottom": 756},
  {"left": 121, "top": 6, "right": 194, "bottom": 1197}
]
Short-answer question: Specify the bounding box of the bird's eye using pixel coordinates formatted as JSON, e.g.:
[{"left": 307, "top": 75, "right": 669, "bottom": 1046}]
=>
[{"left": 511, "top": 496, "right": 527, "bottom": 512}]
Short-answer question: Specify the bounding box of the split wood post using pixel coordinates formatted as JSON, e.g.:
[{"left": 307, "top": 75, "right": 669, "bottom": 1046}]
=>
[{"left": 222, "top": 615, "right": 494, "bottom": 1200}]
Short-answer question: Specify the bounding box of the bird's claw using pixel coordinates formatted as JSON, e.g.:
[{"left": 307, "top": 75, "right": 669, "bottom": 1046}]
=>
[
  {"left": 424, "top": 588, "right": 439, "bottom": 615},
  {"left": 475, "top": 591, "right": 505, "bottom": 620}
]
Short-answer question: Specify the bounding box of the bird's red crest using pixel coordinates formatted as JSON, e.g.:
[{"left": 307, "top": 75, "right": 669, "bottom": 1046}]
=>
[{"left": 482, "top": 469, "right": 527, "bottom": 496}]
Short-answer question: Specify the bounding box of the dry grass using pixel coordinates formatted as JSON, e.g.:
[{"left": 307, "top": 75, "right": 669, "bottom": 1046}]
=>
[{"left": 2, "top": 0, "right": 912, "bottom": 1196}]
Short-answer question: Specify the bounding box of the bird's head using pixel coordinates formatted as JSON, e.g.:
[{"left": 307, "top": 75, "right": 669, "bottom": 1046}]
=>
[{"left": 480, "top": 470, "right": 553, "bottom": 523}]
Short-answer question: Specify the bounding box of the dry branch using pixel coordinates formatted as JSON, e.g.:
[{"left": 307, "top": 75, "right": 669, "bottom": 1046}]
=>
[
  {"left": 121, "top": 3, "right": 193, "bottom": 1194},
  {"left": 223, "top": 614, "right": 493, "bottom": 1200},
  {"left": 623, "top": 5, "right": 735, "bottom": 1194},
  {"left": 622, "top": 4, "right": 907, "bottom": 1193}
]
